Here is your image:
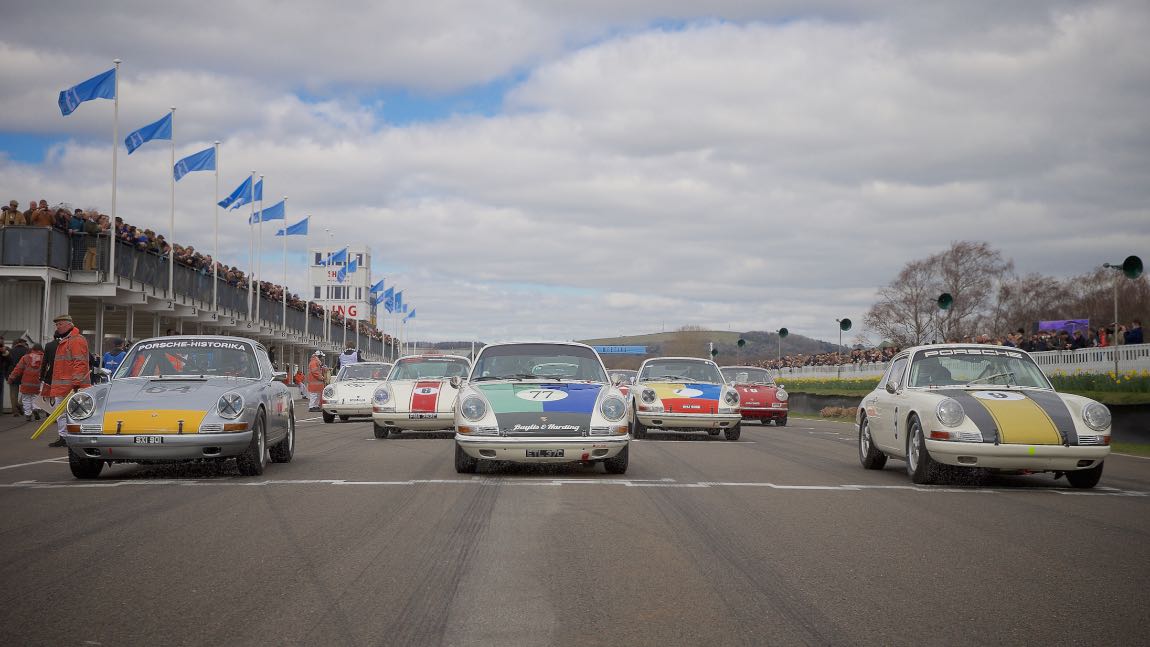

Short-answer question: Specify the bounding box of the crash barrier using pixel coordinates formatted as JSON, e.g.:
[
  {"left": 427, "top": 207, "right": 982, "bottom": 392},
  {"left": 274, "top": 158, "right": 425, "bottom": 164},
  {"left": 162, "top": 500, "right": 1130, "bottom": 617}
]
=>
[
  {"left": 774, "top": 344, "right": 1150, "bottom": 378},
  {"left": 0, "top": 226, "right": 71, "bottom": 270}
]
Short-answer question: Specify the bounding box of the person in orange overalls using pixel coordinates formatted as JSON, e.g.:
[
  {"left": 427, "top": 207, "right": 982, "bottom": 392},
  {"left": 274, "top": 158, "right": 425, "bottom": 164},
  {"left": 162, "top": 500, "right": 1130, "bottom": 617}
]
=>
[
  {"left": 43, "top": 314, "right": 91, "bottom": 447},
  {"left": 8, "top": 343, "right": 44, "bottom": 421},
  {"left": 307, "top": 351, "right": 326, "bottom": 411}
]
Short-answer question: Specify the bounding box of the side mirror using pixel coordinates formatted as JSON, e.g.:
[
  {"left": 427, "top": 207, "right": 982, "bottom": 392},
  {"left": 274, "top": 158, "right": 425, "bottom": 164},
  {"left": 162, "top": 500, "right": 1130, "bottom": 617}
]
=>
[
  {"left": 885, "top": 381, "right": 898, "bottom": 394},
  {"left": 449, "top": 376, "right": 462, "bottom": 389},
  {"left": 611, "top": 373, "right": 624, "bottom": 386},
  {"left": 777, "top": 383, "right": 785, "bottom": 390},
  {"left": 273, "top": 371, "right": 288, "bottom": 383}
]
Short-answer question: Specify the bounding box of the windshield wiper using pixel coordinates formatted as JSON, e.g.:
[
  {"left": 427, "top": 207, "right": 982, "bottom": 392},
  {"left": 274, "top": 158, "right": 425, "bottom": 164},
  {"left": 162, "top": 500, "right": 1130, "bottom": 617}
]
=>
[
  {"left": 966, "top": 371, "right": 1016, "bottom": 386},
  {"left": 651, "top": 374, "right": 691, "bottom": 381},
  {"left": 473, "top": 373, "right": 535, "bottom": 382}
]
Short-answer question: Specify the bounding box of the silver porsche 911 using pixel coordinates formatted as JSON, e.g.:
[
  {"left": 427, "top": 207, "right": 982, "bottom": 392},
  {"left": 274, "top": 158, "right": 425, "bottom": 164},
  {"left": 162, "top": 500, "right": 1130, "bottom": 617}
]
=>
[{"left": 61, "top": 336, "right": 296, "bottom": 479}]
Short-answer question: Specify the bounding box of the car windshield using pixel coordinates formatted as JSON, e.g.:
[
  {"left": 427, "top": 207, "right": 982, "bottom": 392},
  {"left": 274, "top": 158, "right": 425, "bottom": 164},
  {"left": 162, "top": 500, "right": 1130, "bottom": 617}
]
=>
[
  {"left": 337, "top": 364, "right": 392, "bottom": 381},
  {"left": 640, "top": 359, "right": 724, "bottom": 384},
  {"left": 721, "top": 367, "right": 774, "bottom": 385},
  {"left": 389, "top": 357, "right": 471, "bottom": 380},
  {"left": 609, "top": 370, "right": 637, "bottom": 383},
  {"left": 908, "top": 347, "right": 1051, "bottom": 389},
  {"left": 470, "top": 344, "right": 607, "bottom": 382},
  {"left": 117, "top": 339, "right": 261, "bottom": 379}
]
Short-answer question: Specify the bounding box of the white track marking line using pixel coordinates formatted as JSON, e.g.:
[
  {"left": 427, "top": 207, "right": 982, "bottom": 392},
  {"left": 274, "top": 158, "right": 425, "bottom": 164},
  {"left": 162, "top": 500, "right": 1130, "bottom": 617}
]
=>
[
  {"left": 1113, "top": 453, "right": 1150, "bottom": 460},
  {"left": 0, "top": 457, "right": 68, "bottom": 471}
]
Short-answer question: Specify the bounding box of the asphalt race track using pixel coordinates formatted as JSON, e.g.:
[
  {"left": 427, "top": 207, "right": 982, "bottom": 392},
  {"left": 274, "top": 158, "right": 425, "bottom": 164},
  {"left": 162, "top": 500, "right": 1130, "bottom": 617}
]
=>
[{"left": 0, "top": 409, "right": 1147, "bottom": 646}]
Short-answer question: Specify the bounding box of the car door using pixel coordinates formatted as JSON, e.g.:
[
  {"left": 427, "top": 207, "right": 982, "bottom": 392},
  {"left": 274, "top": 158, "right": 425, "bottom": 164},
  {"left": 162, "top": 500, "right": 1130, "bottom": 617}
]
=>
[{"left": 867, "top": 355, "right": 908, "bottom": 453}]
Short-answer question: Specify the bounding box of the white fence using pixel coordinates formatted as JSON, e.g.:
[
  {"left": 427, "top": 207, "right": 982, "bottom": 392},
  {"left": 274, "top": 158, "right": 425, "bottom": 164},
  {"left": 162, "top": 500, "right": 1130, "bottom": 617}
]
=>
[{"left": 774, "top": 343, "right": 1150, "bottom": 379}]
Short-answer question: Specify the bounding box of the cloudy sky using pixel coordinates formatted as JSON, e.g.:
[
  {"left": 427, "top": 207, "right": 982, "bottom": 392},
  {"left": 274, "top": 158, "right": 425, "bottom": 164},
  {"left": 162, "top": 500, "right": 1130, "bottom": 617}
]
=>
[{"left": 1, "top": 1, "right": 1147, "bottom": 345}]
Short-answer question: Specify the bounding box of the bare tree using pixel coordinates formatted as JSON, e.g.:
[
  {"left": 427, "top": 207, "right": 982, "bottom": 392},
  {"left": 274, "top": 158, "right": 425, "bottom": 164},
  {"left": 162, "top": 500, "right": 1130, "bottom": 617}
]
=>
[
  {"left": 932, "top": 241, "right": 1013, "bottom": 341},
  {"left": 864, "top": 258, "right": 937, "bottom": 346}
]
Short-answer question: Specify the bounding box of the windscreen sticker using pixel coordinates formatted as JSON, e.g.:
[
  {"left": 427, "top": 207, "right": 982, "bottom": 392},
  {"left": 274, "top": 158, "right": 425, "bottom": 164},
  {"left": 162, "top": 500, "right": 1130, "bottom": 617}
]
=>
[{"left": 137, "top": 340, "right": 249, "bottom": 352}]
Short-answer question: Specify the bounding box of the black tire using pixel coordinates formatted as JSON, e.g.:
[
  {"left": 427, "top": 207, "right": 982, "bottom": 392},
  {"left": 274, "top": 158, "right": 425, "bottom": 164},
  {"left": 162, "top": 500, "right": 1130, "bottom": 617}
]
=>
[
  {"left": 322, "top": 411, "right": 334, "bottom": 424},
  {"left": 776, "top": 416, "right": 787, "bottom": 427},
  {"left": 630, "top": 416, "right": 648, "bottom": 439},
  {"left": 270, "top": 406, "right": 295, "bottom": 463},
  {"left": 388, "top": 427, "right": 400, "bottom": 437},
  {"left": 604, "top": 444, "right": 629, "bottom": 474},
  {"left": 236, "top": 411, "right": 267, "bottom": 476},
  {"left": 906, "top": 415, "right": 940, "bottom": 485},
  {"left": 339, "top": 415, "right": 350, "bottom": 422},
  {"left": 858, "top": 414, "right": 887, "bottom": 470},
  {"left": 68, "top": 451, "right": 104, "bottom": 479},
  {"left": 373, "top": 422, "right": 389, "bottom": 439},
  {"left": 1066, "top": 462, "right": 1104, "bottom": 489},
  {"left": 454, "top": 442, "right": 478, "bottom": 474},
  {"left": 724, "top": 422, "right": 741, "bottom": 441}
]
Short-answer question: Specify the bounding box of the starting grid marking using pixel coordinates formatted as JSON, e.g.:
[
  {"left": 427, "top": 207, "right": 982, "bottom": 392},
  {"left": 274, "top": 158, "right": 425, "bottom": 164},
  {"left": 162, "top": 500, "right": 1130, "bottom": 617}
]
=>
[{"left": 1, "top": 477, "right": 1146, "bottom": 496}]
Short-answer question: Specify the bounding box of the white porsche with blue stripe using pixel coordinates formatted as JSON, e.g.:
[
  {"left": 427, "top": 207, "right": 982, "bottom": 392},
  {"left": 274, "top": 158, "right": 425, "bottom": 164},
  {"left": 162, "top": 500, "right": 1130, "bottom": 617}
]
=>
[
  {"left": 631, "top": 357, "right": 743, "bottom": 440},
  {"left": 857, "top": 345, "right": 1112, "bottom": 488}
]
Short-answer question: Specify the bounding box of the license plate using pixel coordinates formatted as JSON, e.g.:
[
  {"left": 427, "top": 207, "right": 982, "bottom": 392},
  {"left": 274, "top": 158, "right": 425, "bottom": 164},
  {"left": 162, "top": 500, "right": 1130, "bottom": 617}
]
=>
[
  {"left": 134, "top": 436, "right": 164, "bottom": 444},
  {"left": 772, "top": 403, "right": 785, "bottom": 408},
  {"left": 408, "top": 413, "right": 438, "bottom": 419},
  {"left": 527, "top": 449, "right": 564, "bottom": 458}
]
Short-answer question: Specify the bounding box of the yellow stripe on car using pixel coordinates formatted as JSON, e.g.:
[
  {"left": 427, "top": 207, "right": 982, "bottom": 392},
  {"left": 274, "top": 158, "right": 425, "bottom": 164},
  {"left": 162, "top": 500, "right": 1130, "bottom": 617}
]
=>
[
  {"left": 979, "top": 398, "right": 1061, "bottom": 445},
  {"left": 103, "top": 410, "right": 208, "bottom": 434}
]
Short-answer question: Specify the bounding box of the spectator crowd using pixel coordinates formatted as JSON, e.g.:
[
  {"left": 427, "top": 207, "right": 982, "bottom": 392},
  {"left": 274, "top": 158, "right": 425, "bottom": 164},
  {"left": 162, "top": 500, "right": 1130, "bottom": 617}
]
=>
[{"left": 2, "top": 196, "right": 396, "bottom": 347}]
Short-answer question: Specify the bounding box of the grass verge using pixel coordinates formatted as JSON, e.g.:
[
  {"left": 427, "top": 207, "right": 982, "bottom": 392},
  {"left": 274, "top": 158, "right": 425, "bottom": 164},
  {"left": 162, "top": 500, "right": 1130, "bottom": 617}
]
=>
[
  {"left": 789, "top": 412, "right": 856, "bottom": 424},
  {"left": 1112, "top": 442, "right": 1150, "bottom": 457}
]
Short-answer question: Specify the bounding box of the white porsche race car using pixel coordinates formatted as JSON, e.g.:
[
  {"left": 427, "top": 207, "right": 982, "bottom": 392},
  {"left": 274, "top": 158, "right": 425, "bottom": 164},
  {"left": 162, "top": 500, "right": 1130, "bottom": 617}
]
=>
[
  {"left": 371, "top": 354, "right": 471, "bottom": 438},
  {"left": 857, "top": 344, "right": 1112, "bottom": 488},
  {"left": 321, "top": 362, "right": 393, "bottom": 423}
]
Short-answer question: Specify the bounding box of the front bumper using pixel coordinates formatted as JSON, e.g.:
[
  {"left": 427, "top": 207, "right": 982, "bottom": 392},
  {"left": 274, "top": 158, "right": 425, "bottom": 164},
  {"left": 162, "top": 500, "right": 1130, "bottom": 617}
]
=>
[
  {"left": 373, "top": 410, "right": 454, "bottom": 431},
  {"left": 322, "top": 402, "right": 373, "bottom": 416},
  {"left": 64, "top": 431, "right": 253, "bottom": 461},
  {"left": 925, "top": 440, "right": 1111, "bottom": 471},
  {"left": 456, "top": 435, "right": 629, "bottom": 463},
  {"left": 635, "top": 411, "right": 742, "bottom": 429},
  {"left": 740, "top": 405, "right": 787, "bottom": 420}
]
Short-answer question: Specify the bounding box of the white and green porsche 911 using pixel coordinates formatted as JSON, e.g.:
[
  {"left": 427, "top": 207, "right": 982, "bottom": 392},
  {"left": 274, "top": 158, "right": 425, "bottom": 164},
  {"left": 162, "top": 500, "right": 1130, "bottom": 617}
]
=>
[{"left": 857, "top": 345, "right": 1112, "bottom": 488}]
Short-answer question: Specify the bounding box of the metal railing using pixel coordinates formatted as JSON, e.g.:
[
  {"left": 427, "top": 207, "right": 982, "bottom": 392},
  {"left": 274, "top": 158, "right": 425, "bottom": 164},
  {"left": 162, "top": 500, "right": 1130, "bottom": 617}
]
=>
[{"left": 0, "top": 226, "right": 71, "bottom": 270}]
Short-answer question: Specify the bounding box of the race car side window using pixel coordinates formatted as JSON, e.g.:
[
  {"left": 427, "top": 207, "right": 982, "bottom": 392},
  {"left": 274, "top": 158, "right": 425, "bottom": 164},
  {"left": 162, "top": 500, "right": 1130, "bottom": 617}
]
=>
[{"left": 882, "top": 357, "right": 908, "bottom": 391}]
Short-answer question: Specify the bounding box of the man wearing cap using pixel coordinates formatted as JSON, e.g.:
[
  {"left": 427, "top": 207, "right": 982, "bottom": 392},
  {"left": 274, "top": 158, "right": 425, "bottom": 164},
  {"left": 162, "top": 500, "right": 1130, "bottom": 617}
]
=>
[
  {"left": 41, "top": 314, "right": 91, "bottom": 447},
  {"left": 307, "top": 350, "right": 326, "bottom": 411}
]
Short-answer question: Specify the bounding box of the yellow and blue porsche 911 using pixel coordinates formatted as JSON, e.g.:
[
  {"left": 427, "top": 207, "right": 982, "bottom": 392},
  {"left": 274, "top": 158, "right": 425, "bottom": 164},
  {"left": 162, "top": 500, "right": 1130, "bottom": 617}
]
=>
[{"left": 857, "top": 345, "right": 1111, "bottom": 488}]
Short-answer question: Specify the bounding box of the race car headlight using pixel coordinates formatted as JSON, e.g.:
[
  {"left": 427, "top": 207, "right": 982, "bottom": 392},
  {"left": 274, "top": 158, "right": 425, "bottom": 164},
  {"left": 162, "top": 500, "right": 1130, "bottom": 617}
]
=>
[
  {"left": 1082, "top": 402, "right": 1111, "bottom": 432},
  {"left": 322, "top": 386, "right": 335, "bottom": 399},
  {"left": 774, "top": 388, "right": 788, "bottom": 402},
  {"left": 218, "top": 393, "right": 244, "bottom": 419},
  {"left": 640, "top": 388, "right": 657, "bottom": 404},
  {"left": 461, "top": 395, "right": 487, "bottom": 422},
  {"left": 724, "top": 389, "right": 739, "bottom": 406},
  {"left": 373, "top": 387, "right": 390, "bottom": 404},
  {"left": 936, "top": 398, "right": 965, "bottom": 427},
  {"left": 67, "top": 392, "right": 95, "bottom": 420},
  {"left": 599, "top": 396, "right": 626, "bottom": 422}
]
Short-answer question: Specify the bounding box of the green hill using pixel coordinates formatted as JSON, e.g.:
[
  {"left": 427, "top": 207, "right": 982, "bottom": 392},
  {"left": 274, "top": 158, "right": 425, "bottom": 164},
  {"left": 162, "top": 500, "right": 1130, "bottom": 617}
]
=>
[{"left": 577, "top": 329, "right": 844, "bottom": 369}]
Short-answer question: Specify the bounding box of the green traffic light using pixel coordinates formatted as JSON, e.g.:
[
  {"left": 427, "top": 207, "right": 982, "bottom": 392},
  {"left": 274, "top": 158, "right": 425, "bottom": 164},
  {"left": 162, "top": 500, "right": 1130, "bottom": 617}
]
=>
[
  {"left": 710, "top": 348, "right": 718, "bottom": 357},
  {"left": 778, "top": 328, "right": 788, "bottom": 338},
  {"left": 839, "top": 318, "right": 852, "bottom": 332},
  {"left": 737, "top": 338, "right": 746, "bottom": 348},
  {"left": 937, "top": 293, "right": 953, "bottom": 310},
  {"left": 1123, "top": 255, "right": 1143, "bottom": 279}
]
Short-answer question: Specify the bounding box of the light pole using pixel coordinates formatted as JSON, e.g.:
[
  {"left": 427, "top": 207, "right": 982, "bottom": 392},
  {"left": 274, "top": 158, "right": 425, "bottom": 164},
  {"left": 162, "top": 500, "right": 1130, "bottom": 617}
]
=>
[
  {"left": 1102, "top": 255, "right": 1143, "bottom": 377},
  {"left": 777, "top": 327, "right": 788, "bottom": 362},
  {"left": 835, "top": 318, "right": 852, "bottom": 379}
]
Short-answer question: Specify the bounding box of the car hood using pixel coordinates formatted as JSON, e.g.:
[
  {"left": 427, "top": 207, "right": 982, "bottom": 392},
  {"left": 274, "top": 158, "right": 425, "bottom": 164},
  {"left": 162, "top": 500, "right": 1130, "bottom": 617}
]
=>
[
  {"left": 928, "top": 388, "right": 1080, "bottom": 445},
  {"left": 387, "top": 379, "right": 460, "bottom": 414},
  {"left": 733, "top": 383, "right": 779, "bottom": 405},
  {"left": 642, "top": 382, "right": 722, "bottom": 413},
  {"left": 474, "top": 382, "right": 603, "bottom": 436},
  {"left": 87, "top": 377, "right": 251, "bottom": 434}
]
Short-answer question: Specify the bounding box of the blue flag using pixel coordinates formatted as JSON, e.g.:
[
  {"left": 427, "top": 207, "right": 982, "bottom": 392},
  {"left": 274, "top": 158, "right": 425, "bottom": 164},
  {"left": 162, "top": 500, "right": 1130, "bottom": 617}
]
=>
[
  {"left": 125, "top": 112, "right": 173, "bottom": 154},
  {"left": 275, "top": 217, "right": 309, "bottom": 236},
  {"left": 59, "top": 68, "right": 116, "bottom": 116},
  {"left": 402, "top": 303, "right": 409, "bottom": 314},
  {"left": 320, "top": 247, "right": 348, "bottom": 266},
  {"left": 405, "top": 308, "right": 416, "bottom": 321},
  {"left": 394, "top": 290, "right": 404, "bottom": 313},
  {"left": 173, "top": 146, "right": 216, "bottom": 181},
  {"left": 337, "top": 264, "right": 347, "bottom": 283},
  {"left": 381, "top": 287, "right": 395, "bottom": 313},
  {"left": 347, "top": 258, "right": 358, "bottom": 273},
  {"left": 248, "top": 199, "right": 285, "bottom": 224},
  {"left": 373, "top": 291, "right": 388, "bottom": 305},
  {"left": 218, "top": 176, "right": 251, "bottom": 209},
  {"left": 369, "top": 278, "right": 385, "bottom": 293}
]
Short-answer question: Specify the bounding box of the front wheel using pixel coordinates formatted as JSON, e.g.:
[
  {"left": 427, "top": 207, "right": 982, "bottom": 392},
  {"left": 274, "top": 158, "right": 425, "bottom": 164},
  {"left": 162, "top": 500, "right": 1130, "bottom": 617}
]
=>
[
  {"left": 322, "top": 411, "right": 334, "bottom": 424},
  {"left": 630, "top": 416, "right": 648, "bottom": 439},
  {"left": 454, "top": 442, "right": 478, "bottom": 474},
  {"left": 858, "top": 415, "right": 887, "bottom": 470},
  {"left": 373, "top": 422, "right": 389, "bottom": 439},
  {"left": 270, "top": 406, "right": 295, "bottom": 463},
  {"left": 776, "top": 416, "right": 787, "bottom": 427},
  {"left": 1066, "top": 462, "right": 1104, "bottom": 489},
  {"left": 603, "top": 445, "right": 629, "bottom": 474},
  {"left": 68, "top": 451, "right": 104, "bottom": 479},
  {"left": 236, "top": 411, "right": 267, "bottom": 476},
  {"left": 906, "top": 415, "right": 940, "bottom": 485},
  {"left": 724, "top": 422, "right": 741, "bottom": 441},
  {"left": 339, "top": 415, "right": 350, "bottom": 422}
]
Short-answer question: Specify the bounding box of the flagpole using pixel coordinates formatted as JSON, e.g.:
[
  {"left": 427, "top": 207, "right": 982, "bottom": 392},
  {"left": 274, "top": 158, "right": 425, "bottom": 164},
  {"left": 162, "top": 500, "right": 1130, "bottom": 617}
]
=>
[
  {"left": 282, "top": 196, "right": 288, "bottom": 331},
  {"left": 247, "top": 170, "right": 255, "bottom": 320},
  {"left": 212, "top": 140, "right": 220, "bottom": 312},
  {"left": 303, "top": 221, "right": 310, "bottom": 342},
  {"left": 256, "top": 174, "right": 264, "bottom": 324},
  {"left": 342, "top": 243, "right": 349, "bottom": 351},
  {"left": 168, "top": 106, "right": 176, "bottom": 298},
  {"left": 109, "top": 58, "right": 121, "bottom": 285}
]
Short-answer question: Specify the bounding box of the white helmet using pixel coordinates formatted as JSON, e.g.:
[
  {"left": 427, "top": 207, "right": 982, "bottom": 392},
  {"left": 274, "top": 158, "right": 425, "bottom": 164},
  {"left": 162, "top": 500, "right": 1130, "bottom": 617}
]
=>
[{"left": 314, "top": 350, "right": 325, "bottom": 357}]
